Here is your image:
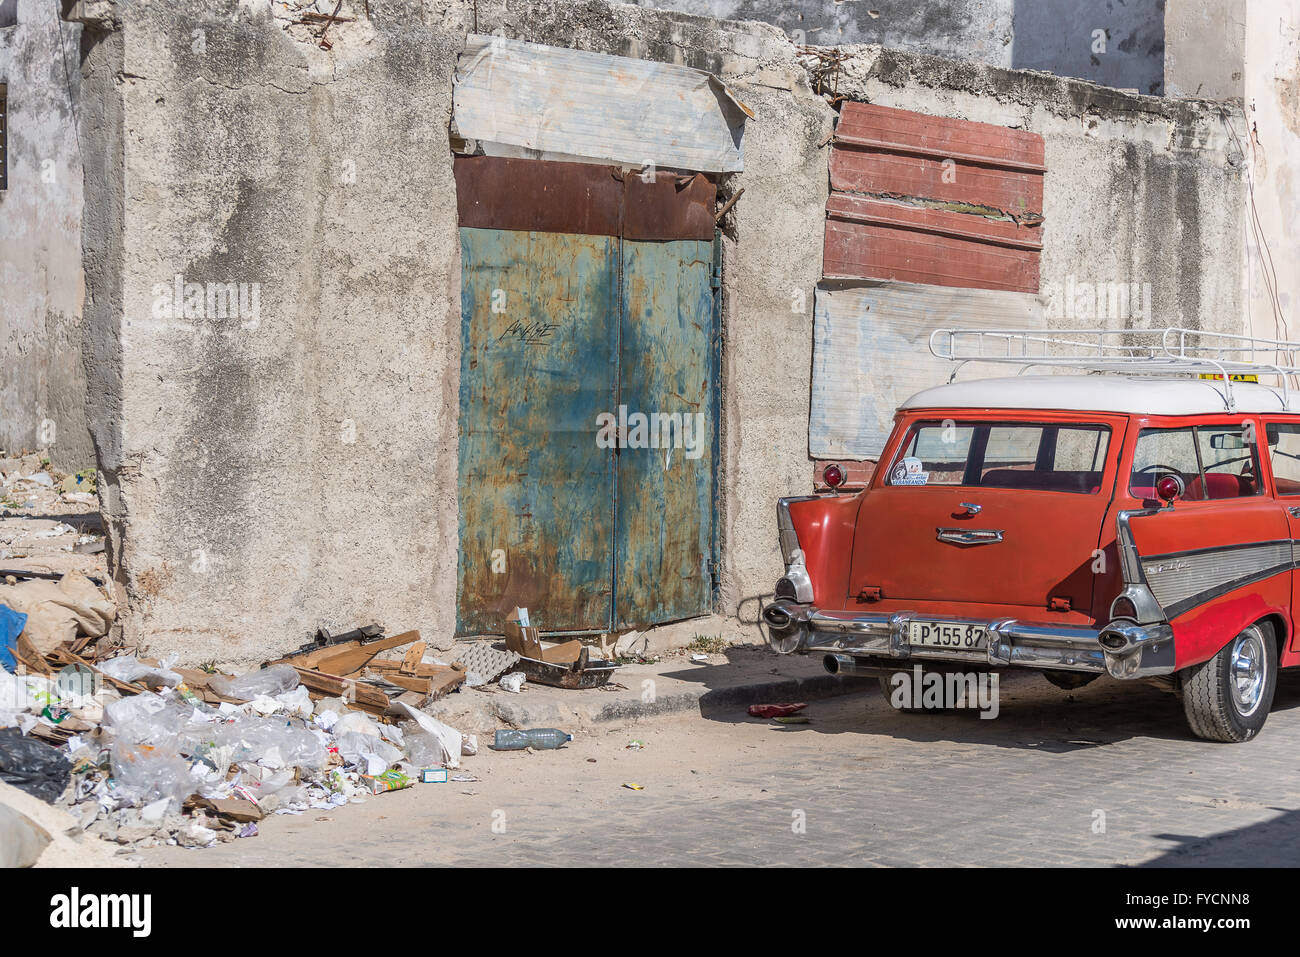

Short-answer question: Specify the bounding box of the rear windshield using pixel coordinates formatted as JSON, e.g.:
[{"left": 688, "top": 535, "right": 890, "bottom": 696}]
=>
[{"left": 887, "top": 421, "right": 1111, "bottom": 494}]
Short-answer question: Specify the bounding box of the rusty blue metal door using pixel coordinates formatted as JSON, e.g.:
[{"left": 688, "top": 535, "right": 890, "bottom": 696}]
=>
[
  {"left": 456, "top": 228, "right": 619, "bottom": 635},
  {"left": 454, "top": 158, "right": 718, "bottom": 636},
  {"left": 614, "top": 238, "right": 718, "bottom": 627}
]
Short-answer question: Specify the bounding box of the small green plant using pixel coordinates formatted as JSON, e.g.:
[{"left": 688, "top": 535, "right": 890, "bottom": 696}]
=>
[
  {"left": 197, "top": 660, "right": 220, "bottom": 674},
  {"left": 686, "top": 634, "right": 727, "bottom": 654}
]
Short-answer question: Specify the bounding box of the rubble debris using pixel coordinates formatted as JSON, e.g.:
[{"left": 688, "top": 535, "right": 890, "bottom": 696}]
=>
[
  {"left": 0, "top": 620, "right": 473, "bottom": 852},
  {"left": 0, "top": 727, "right": 71, "bottom": 803},
  {"left": 450, "top": 640, "right": 519, "bottom": 686},
  {"left": 0, "top": 570, "right": 115, "bottom": 654},
  {"left": 501, "top": 606, "right": 618, "bottom": 689}
]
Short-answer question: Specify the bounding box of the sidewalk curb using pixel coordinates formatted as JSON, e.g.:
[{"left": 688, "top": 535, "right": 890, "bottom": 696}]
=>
[{"left": 488, "top": 672, "right": 874, "bottom": 727}]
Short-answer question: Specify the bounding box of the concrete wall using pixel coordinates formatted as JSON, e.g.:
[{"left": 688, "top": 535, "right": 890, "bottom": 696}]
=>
[
  {"left": 638, "top": 0, "right": 1167, "bottom": 92},
  {"left": 1240, "top": 2, "right": 1300, "bottom": 351},
  {"left": 0, "top": 0, "right": 92, "bottom": 468},
  {"left": 70, "top": 0, "right": 832, "bottom": 661},
  {"left": 1164, "top": 0, "right": 1246, "bottom": 100},
  {"left": 70, "top": 0, "right": 1243, "bottom": 663}
]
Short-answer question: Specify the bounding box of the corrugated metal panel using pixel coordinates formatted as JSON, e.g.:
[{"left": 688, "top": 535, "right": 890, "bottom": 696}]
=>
[
  {"left": 824, "top": 193, "right": 1042, "bottom": 293},
  {"left": 454, "top": 156, "right": 716, "bottom": 241},
  {"left": 452, "top": 34, "right": 752, "bottom": 174},
  {"left": 831, "top": 102, "right": 1045, "bottom": 216},
  {"left": 810, "top": 281, "right": 1046, "bottom": 459}
]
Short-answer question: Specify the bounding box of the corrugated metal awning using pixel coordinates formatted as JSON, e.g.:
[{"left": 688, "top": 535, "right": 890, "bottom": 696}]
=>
[
  {"left": 810, "top": 281, "right": 1046, "bottom": 459},
  {"left": 452, "top": 34, "right": 753, "bottom": 174}
]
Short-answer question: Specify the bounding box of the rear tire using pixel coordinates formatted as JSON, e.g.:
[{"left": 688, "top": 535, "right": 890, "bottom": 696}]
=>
[{"left": 1182, "top": 622, "right": 1276, "bottom": 743}]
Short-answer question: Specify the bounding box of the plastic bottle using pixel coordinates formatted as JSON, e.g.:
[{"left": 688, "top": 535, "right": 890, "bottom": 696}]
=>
[{"left": 492, "top": 728, "right": 573, "bottom": 750}]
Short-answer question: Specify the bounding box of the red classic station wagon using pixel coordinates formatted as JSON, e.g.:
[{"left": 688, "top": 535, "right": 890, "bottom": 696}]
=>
[{"left": 763, "top": 328, "right": 1300, "bottom": 742}]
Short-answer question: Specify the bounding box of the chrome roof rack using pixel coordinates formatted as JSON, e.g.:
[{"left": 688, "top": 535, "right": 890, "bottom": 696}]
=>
[{"left": 928, "top": 327, "right": 1300, "bottom": 412}]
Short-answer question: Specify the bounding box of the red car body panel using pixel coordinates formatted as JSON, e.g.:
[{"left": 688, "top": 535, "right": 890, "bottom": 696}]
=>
[{"left": 785, "top": 407, "right": 1300, "bottom": 676}]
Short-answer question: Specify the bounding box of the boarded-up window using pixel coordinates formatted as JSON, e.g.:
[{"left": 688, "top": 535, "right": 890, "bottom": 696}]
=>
[{"left": 822, "top": 102, "right": 1045, "bottom": 293}]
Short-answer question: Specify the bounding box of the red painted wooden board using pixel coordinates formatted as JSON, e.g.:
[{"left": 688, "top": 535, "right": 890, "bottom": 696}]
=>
[
  {"left": 823, "top": 194, "right": 1041, "bottom": 293},
  {"left": 831, "top": 102, "right": 1045, "bottom": 217}
]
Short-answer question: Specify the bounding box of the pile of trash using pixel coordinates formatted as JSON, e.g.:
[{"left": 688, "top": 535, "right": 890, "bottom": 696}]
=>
[{"left": 0, "top": 608, "right": 475, "bottom": 852}]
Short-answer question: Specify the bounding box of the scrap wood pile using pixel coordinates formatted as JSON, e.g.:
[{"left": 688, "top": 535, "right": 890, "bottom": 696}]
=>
[{"left": 0, "top": 615, "right": 474, "bottom": 853}]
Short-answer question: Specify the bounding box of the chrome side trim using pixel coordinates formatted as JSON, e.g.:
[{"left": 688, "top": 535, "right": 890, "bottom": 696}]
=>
[
  {"left": 779, "top": 552, "right": 814, "bottom": 604},
  {"left": 1113, "top": 508, "right": 1165, "bottom": 625},
  {"left": 776, "top": 495, "right": 819, "bottom": 566},
  {"left": 1140, "top": 540, "right": 1293, "bottom": 619}
]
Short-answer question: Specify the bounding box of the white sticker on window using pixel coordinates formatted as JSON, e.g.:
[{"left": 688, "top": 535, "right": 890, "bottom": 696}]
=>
[{"left": 891, "top": 456, "right": 929, "bottom": 486}]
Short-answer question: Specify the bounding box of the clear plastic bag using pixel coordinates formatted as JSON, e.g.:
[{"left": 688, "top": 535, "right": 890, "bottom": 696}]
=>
[
  {"left": 208, "top": 665, "right": 300, "bottom": 701},
  {"left": 109, "top": 740, "right": 197, "bottom": 811}
]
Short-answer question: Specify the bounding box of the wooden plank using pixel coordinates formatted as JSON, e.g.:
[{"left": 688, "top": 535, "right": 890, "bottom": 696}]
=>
[
  {"left": 269, "top": 630, "right": 421, "bottom": 675},
  {"left": 291, "top": 667, "right": 391, "bottom": 715},
  {"left": 400, "top": 642, "right": 426, "bottom": 675}
]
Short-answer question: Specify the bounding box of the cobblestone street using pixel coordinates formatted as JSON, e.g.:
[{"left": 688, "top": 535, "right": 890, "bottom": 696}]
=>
[{"left": 143, "top": 666, "right": 1300, "bottom": 868}]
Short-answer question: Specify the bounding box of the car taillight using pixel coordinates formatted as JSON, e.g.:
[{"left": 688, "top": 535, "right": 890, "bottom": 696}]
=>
[
  {"left": 823, "top": 463, "right": 845, "bottom": 489},
  {"left": 1112, "top": 597, "right": 1138, "bottom": 620}
]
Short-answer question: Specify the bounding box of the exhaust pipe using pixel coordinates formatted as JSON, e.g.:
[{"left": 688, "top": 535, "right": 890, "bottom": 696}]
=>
[
  {"left": 823, "top": 653, "right": 860, "bottom": 675},
  {"left": 763, "top": 604, "right": 794, "bottom": 630}
]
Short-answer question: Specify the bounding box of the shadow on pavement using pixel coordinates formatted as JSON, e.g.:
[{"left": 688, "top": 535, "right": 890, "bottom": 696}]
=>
[{"left": 665, "top": 656, "right": 1300, "bottom": 754}]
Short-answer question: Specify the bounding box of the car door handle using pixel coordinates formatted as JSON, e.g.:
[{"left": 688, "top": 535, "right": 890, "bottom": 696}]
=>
[
  {"left": 1289, "top": 506, "right": 1300, "bottom": 519},
  {"left": 936, "top": 528, "right": 1004, "bottom": 546}
]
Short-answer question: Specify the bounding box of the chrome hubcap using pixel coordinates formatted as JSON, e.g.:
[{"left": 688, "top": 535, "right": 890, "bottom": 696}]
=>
[{"left": 1230, "top": 629, "right": 1267, "bottom": 717}]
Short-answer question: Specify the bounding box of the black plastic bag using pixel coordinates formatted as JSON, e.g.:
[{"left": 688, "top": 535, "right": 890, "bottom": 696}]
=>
[{"left": 0, "top": 727, "right": 71, "bottom": 804}]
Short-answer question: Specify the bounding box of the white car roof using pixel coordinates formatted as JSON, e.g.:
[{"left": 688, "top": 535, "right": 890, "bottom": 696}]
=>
[{"left": 900, "top": 375, "right": 1300, "bottom": 416}]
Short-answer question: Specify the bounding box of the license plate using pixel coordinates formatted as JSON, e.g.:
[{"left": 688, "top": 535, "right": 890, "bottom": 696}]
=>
[{"left": 907, "top": 620, "right": 987, "bottom": 650}]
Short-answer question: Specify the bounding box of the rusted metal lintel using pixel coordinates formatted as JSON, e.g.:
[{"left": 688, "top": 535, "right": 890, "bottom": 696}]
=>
[{"left": 454, "top": 155, "right": 716, "bottom": 241}]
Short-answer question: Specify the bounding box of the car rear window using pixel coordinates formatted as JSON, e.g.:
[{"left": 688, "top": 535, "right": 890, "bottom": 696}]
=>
[{"left": 888, "top": 422, "right": 1110, "bottom": 493}]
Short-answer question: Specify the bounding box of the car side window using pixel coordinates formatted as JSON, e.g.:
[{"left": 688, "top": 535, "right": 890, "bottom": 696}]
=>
[
  {"left": 1265, "top": 422, "right": 1300, "bottom": 495},
  {"left": 1195, "top": 425, "right": 1261, "bottom": 497},
  {"left": 1130, "top": 425, "right": 1260, "bottom": 500}
]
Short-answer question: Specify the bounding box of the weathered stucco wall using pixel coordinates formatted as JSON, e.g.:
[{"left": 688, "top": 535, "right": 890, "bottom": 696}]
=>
[
  {"left": 72, "top": 0, "right": 1244, "bottom": 663},
  {"left": 1241, "top": 1, "right": 1300, "bottom": 353},
  {"left": 1164, "top": 0, "right": 1246, "bottom": 100},
  {"left": 0, "top": 0, "right": 92, "bottom": 468},
  {"left": 73, "top": 0, "right": 832, "bottom": 661}
]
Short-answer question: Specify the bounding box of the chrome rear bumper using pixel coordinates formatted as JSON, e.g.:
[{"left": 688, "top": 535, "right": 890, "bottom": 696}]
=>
[{"left": 761, "top": 600, "right": 1175, "bottom": 680}]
